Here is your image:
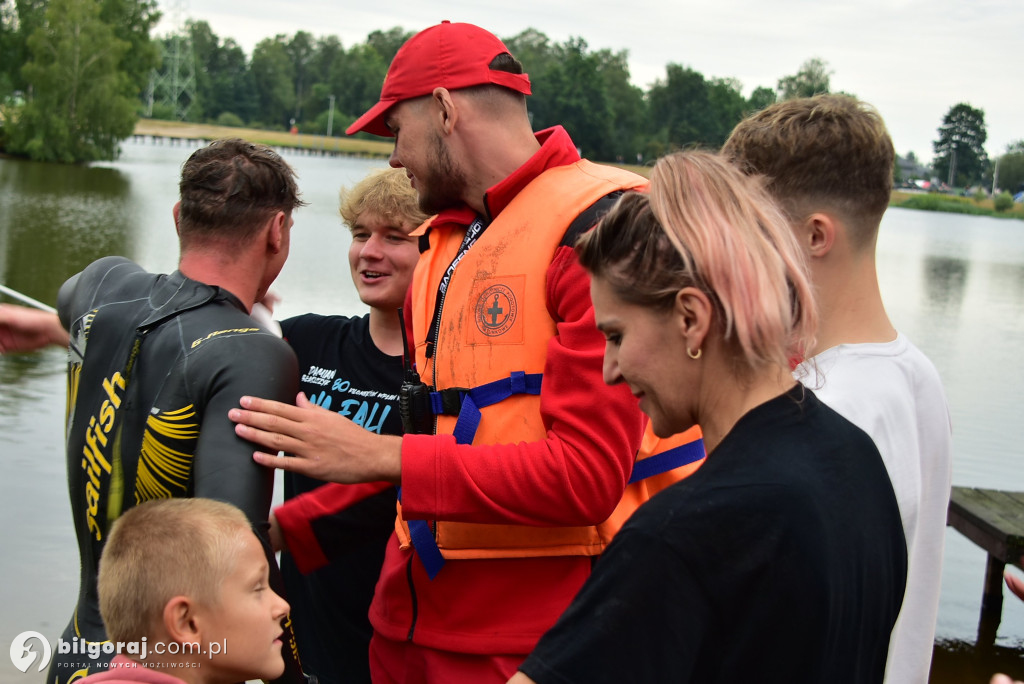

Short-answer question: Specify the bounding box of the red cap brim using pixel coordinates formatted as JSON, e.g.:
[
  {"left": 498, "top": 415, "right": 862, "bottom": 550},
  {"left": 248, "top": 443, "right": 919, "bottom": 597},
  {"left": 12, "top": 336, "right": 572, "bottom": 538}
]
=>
[{"left": 345, "top": 98, "right": 398, "bottom": 137}]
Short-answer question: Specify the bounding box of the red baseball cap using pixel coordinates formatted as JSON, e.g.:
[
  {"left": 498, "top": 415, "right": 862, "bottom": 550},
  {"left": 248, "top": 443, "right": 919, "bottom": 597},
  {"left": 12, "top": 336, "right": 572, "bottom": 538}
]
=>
[{"left": 345, "top": 21, "right": 532, "bottom": 137}]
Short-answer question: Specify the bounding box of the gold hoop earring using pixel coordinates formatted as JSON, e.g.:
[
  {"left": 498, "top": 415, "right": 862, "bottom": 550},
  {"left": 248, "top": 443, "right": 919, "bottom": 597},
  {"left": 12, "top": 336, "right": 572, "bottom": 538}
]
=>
[{"left": 687, "top": 347, "right": 702, "bottom": 360}]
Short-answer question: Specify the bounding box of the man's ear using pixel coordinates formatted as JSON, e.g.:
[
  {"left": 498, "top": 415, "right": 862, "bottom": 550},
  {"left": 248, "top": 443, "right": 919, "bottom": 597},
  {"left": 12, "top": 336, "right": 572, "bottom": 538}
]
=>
[
  {"left": 432, "top": 87, "right": 458, "bottom": 135},
  {"left": 674, "top": 286, "right": 712, "bottom": 353},
  {"left": 162, "top": 595, "right": 201, "bottom": 644},
  {"left": 172, "top": 201, "right": 182, "bottom": 237},
  {"left": 802, "top": 213, "right": 836, "bottom": 259},
  {"left": 266, "top": 211, "right": 288, "bottom": 254}
]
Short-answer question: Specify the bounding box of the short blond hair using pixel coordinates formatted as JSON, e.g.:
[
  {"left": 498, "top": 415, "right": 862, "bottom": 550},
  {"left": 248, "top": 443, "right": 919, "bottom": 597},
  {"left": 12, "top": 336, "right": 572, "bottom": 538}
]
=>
[
  {"left": 339, "top": 168, "right": 428, "bottom": 230},
  {"left": 98, "top": 498, "right": 252, "bottom": 643}
]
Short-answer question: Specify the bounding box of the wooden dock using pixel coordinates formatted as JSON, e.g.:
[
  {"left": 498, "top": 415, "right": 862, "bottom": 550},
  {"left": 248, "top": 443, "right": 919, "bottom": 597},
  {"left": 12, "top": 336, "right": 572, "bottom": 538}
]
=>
[{"left": 947, "top": 486, "right": 1024, "bottom": 647}]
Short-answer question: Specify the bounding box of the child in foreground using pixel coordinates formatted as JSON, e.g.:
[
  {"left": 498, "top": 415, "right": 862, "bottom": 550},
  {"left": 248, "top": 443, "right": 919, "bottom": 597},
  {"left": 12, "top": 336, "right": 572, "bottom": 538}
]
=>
[{"left": 79, "top": 498, "right": 291, "bottom": 683}]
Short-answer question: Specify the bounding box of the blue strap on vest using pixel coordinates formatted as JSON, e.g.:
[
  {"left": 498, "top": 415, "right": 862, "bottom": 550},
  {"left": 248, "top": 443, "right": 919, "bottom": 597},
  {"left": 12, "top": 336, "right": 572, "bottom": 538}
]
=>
[
  {"left": 405, "top": 372, "right": 705, "bottom": 579},
  {"left": 397, "top": 488, "right": 447, "bottom": 580},
  {"left": 627, "top": 438, "right": 706, "bottom": 484},
  {"left": 432, "top": 371, "right": 544, "bottom": 445},
  {"left": 407, "top": 371, "right": 543, "bottom": 579}
]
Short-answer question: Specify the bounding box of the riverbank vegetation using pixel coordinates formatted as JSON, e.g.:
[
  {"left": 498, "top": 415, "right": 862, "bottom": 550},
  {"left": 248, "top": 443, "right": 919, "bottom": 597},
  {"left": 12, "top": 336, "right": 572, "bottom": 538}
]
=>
[
  {"left": 0, "top": 1, "right": 909, "bottom": 166},
  {"left": 0, "top": 0, "right": 1021, "bottom": 208},
  {"left": 891, "top": 191, "right": 1024, "bottom": 220},
  {"left": 132, "top": 118, "right": 395, "bottom": 157}
]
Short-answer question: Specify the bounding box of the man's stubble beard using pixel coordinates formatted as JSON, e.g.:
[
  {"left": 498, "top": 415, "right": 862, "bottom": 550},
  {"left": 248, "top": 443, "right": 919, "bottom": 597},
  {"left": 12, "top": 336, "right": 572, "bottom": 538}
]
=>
[{"left": 418, "top": 133, "right": 468, "bottom": 215}]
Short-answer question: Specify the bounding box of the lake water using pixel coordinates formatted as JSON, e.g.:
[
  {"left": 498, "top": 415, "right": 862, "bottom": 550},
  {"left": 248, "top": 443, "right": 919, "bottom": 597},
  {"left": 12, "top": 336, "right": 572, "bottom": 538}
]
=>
[{"left": 1, "top": 139, "right": 1022, "bottom": 681}]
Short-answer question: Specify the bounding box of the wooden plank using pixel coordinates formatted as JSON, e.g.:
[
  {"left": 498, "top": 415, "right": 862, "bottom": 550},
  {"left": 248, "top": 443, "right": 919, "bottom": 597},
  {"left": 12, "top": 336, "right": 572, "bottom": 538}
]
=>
[
  {"left": 948, "top": 487, "right": 1024, "bottom": 564},
  {"left": 975, "top": 489, "right": 1024, "bottom": 533},
  {"left": 946, "top": 487, "right": 1024, "bottom": 647}
]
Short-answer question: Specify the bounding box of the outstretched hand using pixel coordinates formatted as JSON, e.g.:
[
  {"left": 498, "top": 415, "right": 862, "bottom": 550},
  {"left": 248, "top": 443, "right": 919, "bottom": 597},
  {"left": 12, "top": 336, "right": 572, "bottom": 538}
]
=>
[
  {"left": 0, "top": 304, "right": 68, "bottom": 354},
  {"left": 230, "top": 392, "right": 403, "bottom": 485},
  {"left": 1007, "top": 565, "right": 1024, "bottom": 602},
  {"left": 991, "top": 675, "right": 1023, "bottom": 684}
]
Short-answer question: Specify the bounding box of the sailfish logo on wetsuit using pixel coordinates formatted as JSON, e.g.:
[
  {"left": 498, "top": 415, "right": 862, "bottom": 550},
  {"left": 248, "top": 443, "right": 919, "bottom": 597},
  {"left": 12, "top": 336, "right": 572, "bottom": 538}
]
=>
[
  {"left": 475, "top": 284, "right": 517, "bottom": 337},
  {"left": 81, "top": 371, "right": 126, "bottom": 541}
]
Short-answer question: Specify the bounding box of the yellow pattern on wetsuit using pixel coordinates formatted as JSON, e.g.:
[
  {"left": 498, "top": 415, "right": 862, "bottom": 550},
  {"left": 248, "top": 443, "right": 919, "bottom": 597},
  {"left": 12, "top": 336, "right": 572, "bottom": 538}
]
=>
[
  {"left": 64, "top": 311, "right": 94, "bottom": 437},
  {"left": 134, "top": 406, "right": 197, "bottom": 503}
]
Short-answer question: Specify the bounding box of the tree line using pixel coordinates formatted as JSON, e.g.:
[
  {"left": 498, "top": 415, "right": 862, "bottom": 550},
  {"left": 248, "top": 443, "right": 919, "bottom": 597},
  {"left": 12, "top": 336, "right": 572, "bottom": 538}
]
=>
[
  {"left": 1, "top": 0, "right": 1021, "bottom": 195},
  {"left": 147, "top": 21, "right": 818, "bottom": 164}
]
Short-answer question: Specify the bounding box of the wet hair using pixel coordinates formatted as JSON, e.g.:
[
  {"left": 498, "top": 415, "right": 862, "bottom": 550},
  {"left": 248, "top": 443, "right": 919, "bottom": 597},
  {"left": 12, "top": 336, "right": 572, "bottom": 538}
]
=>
[
  {"left": 339, "top": 168, "right": 428, "bottom": 231},
  {"left": 722, "top": 94, "right": 894, "bottom": 249},
  {"left": 98, "top": 498, "right": 252, "bottom": 643},
  {"left": 577, "top": 151, "right": 816, "bottom": 372},
  {"left": 177, "top": 138, "right": 306, "bottom": 248}
]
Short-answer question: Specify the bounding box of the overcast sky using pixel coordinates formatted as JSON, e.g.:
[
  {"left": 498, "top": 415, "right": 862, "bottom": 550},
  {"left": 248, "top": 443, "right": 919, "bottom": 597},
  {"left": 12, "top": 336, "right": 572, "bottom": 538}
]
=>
[{"left": 155, "top": 0, "right": 1023, "bottom": 164}]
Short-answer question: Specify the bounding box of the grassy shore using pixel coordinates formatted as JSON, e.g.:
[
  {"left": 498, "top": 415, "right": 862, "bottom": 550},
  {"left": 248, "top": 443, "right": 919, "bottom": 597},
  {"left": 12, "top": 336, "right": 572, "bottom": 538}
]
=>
[
  {"left": 890, "top": 190, "right": 1024, "bottom": 220},
  {"left": 133, "top": 118, "right": 395, "bottom": 158},
  {"left": 133, "top": 118, "right": 656, "bottom": 175},
  {"left": 132, "top": 121, "right": 1020, "bottom": 220}
]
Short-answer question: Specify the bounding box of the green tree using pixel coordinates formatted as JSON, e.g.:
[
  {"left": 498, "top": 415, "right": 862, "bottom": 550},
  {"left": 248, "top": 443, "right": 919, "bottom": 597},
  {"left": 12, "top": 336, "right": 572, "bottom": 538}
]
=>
[
  {"left": 994, "top": 140, "right": 1024, "bottom": 195},
  {"left": 365, "top": 26, "right": 409, "bottom": 65},
  {"left": 777, "top": 57, "right": 831, "bottom": 100},
  {"left": 185, "top": 19, "right": 219, "bottom": 121},
  {"left": 210, "top": 37, "right": 255, "bottom": 123},
  {"left": 331, "top": 42, "right": 387, "bottom": 134},
  {"left": 8, "top": 0, "right": 47, "bottom": 94},
  {"left": 594, "top": 47, "right": 646, "bottom": 162},
  {"left": 706, "top": 77, "right": 746, "bottom": 147},
  {"left": 536, "top": 38, "right": 613, "bottom": 159},
  {"left": 178, "top": 21, "right": 253, "bottom": 124},
  {"left": 250, "top": 36, "right": 295, "bottom": 128},
  {"left": 98, "top": 0, "right": 159, "bottom": 96},
  {"left": 303, "top": 34, "right": 343, "bottom": 132},
  {"left": 746, "top": 85, "right": 776, "bottom": 114},
  {"left": 933, "top": 103, "right": 988, "bottom": 187},
  {"left": 285, "top": 31, "right": 314, "bottom": 123},
  {"left": 0, "top": 0, "right": 17, "bottom": 98},
  {"left": 9, "top": 0, "right": 136, "bottom": 162},
  {"left": 646, "top": 63, "right": 716, "bottom": 155},
  {"left": 504, "top": 27, "right": 557, "bottom": 129}
]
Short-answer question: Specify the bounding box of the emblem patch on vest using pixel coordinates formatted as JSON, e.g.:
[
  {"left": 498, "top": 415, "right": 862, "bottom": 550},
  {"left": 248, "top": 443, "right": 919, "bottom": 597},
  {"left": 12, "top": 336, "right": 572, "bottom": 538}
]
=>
[{"left": 475, "top": 284, "right": 517, "bottom": 337}]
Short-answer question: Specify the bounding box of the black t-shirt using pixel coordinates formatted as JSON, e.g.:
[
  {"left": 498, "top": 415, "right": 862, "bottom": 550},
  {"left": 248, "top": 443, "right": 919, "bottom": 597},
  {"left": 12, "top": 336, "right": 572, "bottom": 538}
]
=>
[
  {"left": 519, "top": 385, "right": 907, "bottom": 684},
  {"left": 279, "top": 313, "right": 404, "bottom": 684}
]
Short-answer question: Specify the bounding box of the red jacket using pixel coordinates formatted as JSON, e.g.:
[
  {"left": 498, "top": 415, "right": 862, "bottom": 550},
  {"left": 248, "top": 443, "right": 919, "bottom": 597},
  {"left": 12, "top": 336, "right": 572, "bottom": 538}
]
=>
[{"left": 370, "top": 127, "right": 647, "bottom": 655}]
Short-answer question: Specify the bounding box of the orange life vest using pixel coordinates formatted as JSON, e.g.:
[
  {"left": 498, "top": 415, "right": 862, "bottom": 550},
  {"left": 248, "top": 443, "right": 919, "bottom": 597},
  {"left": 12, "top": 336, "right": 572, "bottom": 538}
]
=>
[{"left": 398, "top": 160, "right": 703, "bottom": 561}]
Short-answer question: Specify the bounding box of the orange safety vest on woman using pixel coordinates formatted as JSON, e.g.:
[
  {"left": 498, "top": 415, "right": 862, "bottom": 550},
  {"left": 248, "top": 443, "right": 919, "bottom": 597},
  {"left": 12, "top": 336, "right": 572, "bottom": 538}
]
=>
[{"left": 397, "top": 160, "right": 703, "bottom": 562}]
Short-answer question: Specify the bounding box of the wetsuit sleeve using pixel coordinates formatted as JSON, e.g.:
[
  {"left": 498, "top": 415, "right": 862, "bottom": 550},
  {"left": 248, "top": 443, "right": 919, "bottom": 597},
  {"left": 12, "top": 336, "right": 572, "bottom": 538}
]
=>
[
  {"left": 57, "top": 256, "right": 139, "bottom": 329},
  {"left": 191, "top": 333, "right": 299, "bottom": 522},
  {"left": 190, "top": 332, "right": 305, "bottom": 684},
  {"left": 275, "top": 481, "right": 395, "bottom": 574},
  {"left": 400, "top": 245, "right": 644, "bottom": 526}
]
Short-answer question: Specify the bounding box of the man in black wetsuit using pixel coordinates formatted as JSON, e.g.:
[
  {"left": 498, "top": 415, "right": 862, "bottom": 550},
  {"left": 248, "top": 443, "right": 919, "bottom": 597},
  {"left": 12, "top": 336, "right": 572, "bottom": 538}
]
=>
[{"left": 45, "top": 139, "right": 307, "bottom": 683}]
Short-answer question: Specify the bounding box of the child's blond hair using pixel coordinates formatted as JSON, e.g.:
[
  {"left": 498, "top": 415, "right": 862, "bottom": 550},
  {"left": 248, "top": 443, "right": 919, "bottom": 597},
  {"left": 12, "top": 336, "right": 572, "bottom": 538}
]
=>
[{"left": 98, "top": 498, "right": 252, "bottom": 643}]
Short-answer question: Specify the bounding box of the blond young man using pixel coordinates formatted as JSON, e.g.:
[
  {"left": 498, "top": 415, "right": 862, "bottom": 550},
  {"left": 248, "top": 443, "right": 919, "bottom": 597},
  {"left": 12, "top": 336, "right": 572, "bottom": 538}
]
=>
[
  {"left": 723, "top": 94, "right": 953, "bottom": 684},
  {"left": 77, "top": 498, "right": 290, "bottom": 683},
  {"left": 271, "top": 168, "right": 426, "bottom": 684}
]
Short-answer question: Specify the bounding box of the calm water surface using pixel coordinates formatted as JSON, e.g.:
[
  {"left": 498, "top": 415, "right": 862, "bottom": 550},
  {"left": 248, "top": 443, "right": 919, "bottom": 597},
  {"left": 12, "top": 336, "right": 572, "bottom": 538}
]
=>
[{"left": 1, "top": 140, "right": 1022, "bottom": 681}]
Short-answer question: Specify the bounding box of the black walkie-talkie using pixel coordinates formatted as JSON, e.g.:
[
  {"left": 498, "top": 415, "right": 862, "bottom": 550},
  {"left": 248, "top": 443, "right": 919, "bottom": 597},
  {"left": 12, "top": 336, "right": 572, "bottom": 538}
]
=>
[{"left": 397, "top": 307, "right": 434, "bottom": 435}]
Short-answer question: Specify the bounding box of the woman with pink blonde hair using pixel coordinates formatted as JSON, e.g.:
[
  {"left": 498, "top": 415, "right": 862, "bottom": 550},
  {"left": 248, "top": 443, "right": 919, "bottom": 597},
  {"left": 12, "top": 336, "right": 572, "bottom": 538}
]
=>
[{"left": 511, "top": 151, "right": 907, "bottom": 684}]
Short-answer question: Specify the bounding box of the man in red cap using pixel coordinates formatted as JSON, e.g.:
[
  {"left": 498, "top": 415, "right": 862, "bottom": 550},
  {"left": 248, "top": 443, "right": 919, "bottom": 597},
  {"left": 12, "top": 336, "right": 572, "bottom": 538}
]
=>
[{"left": 229, "top": 21, "right": 693, "bottom": 682}]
